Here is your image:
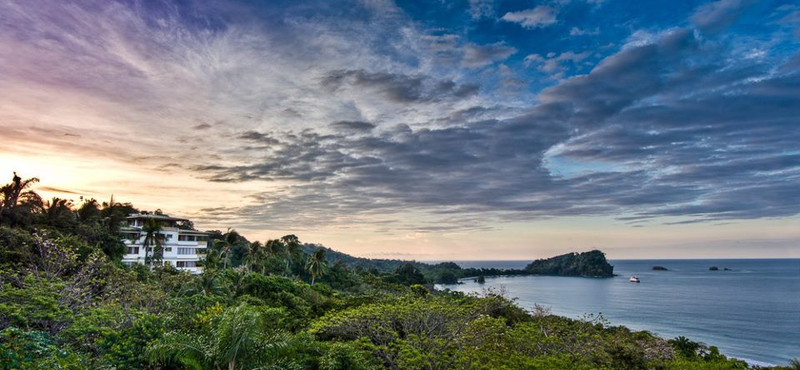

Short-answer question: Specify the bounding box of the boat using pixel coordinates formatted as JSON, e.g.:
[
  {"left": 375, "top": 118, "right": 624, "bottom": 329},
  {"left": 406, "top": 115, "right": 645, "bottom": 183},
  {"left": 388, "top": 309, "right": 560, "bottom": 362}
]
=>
[{"left": 629, "top": 275, "right": 640, "bottom": 283}]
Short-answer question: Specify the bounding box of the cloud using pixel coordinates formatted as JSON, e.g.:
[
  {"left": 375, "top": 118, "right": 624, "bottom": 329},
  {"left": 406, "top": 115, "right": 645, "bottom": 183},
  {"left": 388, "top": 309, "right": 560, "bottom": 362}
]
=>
[
  {"left": 189, "top": 26, "right": 800, "bottom": 228},
  {"left": 570, "top": 27, "right": 600, "bottom": 36},
  {"left": 525, "top": 51, "right": 592, "bottom": 77},
  {"left": 2, "top": 0, "right": 799, "bottom": 236},
  {"left": 462, "top": 43, "right": 517, "bottom": 68},
  {"left": 774, "top": 5, "right": 800, "bottom": 36},
  {"left": 540, "top": 28, "right": 699, "bottom": 123},
  {"left": 501, "top": 6, "right": 558, "bottom": 29},
  {"left": 238, "top": 131, "right": 282, "bottom": 145},
  {"left": 37, "top": 186, "right": 85, "bottom": 195},
  {"left": 330, "top": 120, "right": 376, "bottom": 132},
  {"left": 322, "top": 69, "right": 480, "bottom": 102},
  {"left": 421, "top": 34, "right": 460, "bottom": 53},
  {"left": 691, "top": 0, "right": 758, "bottom": 33},
  {"left": 469, "top": 0, "right": 494, "bottom": 20}
]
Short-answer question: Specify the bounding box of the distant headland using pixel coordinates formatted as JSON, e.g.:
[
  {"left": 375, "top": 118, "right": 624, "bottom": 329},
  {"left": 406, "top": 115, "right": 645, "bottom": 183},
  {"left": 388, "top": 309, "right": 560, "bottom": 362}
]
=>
[{"left": 524, "top": 250, "right": 615, "bottom": 278}]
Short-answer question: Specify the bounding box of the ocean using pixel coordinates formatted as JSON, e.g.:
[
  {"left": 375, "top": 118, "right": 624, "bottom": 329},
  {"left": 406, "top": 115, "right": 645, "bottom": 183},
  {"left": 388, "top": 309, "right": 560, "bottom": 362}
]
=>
[{"left": 437, "top": 259, "right": 800, "bottom": 366}]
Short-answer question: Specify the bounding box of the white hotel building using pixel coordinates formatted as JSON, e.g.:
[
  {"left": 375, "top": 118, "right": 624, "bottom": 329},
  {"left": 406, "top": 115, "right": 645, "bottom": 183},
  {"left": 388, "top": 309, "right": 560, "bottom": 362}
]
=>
[{"left": 120, "top": 213, "right": 208, "bottom": 274}]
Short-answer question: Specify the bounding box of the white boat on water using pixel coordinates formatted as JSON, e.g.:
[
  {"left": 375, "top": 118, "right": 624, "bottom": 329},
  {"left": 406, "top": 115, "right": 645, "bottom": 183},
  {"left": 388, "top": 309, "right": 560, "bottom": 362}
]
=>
[{"left": 629, "top": 276, "right": 640, "bottom": 283}]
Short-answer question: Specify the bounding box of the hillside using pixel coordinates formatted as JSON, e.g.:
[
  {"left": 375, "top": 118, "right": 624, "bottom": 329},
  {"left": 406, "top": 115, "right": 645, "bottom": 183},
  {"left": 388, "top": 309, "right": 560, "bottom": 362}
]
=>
[
  {"left": 300, "top": 244, "right": 411, "bottom": 271},
  {"left": 525, "top": 250, "right": 614, "bottom": 277},
  {"left": 303, "top": 244, "right": 614, "bottom": 282},
  {"left": 301, "top": 244, "right": 528, "bottom": 283}
]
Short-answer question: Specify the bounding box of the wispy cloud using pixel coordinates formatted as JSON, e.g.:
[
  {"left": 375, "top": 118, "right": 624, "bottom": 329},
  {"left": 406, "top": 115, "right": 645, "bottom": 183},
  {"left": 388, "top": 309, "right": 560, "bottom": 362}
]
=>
[
  {"left": 691, "top": 0, "right": 759, "bottom": 33},
  {"left": 501, "top": 6, "right": 559, "bottom": 29},
  {"left": 570, "top": 27, "right": 600, "bottom": 36},
  {"left": 462, "top": 42, "right": 517, "bottom": 67},
  {"left": 1, "top": 0, "right": 798, "bottom": 258}
]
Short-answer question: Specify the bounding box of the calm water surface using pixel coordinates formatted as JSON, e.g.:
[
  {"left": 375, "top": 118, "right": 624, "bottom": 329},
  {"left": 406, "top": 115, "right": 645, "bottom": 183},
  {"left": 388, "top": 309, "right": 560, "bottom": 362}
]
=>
[{"left": 439, "top": 259, "right": 800, "bottom": 366}]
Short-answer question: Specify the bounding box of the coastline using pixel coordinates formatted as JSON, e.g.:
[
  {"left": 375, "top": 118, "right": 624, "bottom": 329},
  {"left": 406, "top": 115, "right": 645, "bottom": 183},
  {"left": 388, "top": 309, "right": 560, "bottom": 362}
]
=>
[
  {"left": 436, "top": 259, "right": 800, "bottom": 366},
  {"left": 435, "top": 277, "right": 780, "bottom": 367}
]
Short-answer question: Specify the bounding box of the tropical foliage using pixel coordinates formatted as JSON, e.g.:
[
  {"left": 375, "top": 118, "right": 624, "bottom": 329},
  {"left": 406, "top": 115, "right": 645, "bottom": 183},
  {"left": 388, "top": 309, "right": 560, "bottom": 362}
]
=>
[{"left": 0, "top": 173, "right": 795, "bottom": 370}]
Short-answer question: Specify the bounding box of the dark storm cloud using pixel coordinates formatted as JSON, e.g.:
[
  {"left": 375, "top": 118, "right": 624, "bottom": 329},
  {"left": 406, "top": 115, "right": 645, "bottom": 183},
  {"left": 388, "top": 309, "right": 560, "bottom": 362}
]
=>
[{"left": 321, "top": 69, "right": 480, "bottom": 103}]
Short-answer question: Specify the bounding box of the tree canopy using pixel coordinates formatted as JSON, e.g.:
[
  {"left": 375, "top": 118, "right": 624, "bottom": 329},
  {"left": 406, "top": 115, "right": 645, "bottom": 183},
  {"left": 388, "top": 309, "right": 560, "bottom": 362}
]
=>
[{"left": 0, "top": 173, "right": 794, "bottom": 370}]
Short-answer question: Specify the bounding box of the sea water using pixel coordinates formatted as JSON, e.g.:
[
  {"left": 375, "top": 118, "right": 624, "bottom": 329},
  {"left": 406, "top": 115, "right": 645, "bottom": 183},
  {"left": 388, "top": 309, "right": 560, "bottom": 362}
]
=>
[{"left": 438, "top": 259, "right": 800, "bottom": 366}]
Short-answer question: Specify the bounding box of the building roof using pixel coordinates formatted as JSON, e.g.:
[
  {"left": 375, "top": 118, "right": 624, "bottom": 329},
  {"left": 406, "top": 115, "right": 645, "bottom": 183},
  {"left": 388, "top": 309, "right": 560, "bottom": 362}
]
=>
[
  {"left": 126, "top": 213, "right": 189, "bottom": 222},
  {"left": 123, "top": 213, "right": 208, "bottom": 234}
]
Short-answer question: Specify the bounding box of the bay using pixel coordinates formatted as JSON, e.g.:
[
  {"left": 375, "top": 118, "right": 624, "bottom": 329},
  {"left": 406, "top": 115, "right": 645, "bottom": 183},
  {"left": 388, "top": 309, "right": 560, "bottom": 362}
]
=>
[{"left": 438, "top": 259, "right": 800, "bottom": 366}]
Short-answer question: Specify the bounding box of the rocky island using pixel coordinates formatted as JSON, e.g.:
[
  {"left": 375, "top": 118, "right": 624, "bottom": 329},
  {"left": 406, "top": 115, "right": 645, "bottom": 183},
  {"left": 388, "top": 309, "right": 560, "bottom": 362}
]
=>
[{"left": 525, "top": 250, "right": 614, "bottom": 277}]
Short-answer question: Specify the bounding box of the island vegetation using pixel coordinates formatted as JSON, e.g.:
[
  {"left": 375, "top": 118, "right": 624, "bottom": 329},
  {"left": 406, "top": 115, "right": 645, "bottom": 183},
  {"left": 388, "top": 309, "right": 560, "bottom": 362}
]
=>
[
  {"left": 1, "top": 173, "right": 798, "bottom": 370},
  {"left": 525, "top": 250, "right": 615, "bottom": 277}
]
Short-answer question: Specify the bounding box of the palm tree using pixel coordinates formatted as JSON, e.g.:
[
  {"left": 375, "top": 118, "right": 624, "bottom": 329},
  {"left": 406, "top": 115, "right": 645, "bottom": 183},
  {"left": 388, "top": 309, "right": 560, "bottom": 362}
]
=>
[
  {"left": 147, "top": 303, "right": 293, "bottom": 370},
  {"left": 43, "top": 197, "right": 76, "bottom": 229},
  {"left": 242, "top": 241, "right": 267, "bottom": 273},
  {"left": 100, "top": 195, "right": 135, "bottom": 232},
  {"left": 205, "top": 247, "right": 223, "bottom": 268},
  {"left": 263, "top": 239, "right": 283, "bottom": 274},
  {"left": 0, "top": 172, "right": 43, "bottom": 226},
  {"left": 179, "top": 270, "right": 230, "bottom": 297},
  {"left": 306, "top": 249, "right": 327, "bottom": 285},
  {"left": 76, "top": 198, "right": 101, "bottom": 224},
  {"left": 668, "top": 336, "right": 702, "bottom": 359},
  {"left": 215, "top": 228, "right": 241, "bottom": 269},
  {"left": 280, "top": 234, "right": 301, "bottom": 275},
  {"left": 142, "top": 217, "right": 165, "bottom": 268},
  {"left": 264, "top": 239, "right": 282, "bottom": 257}
]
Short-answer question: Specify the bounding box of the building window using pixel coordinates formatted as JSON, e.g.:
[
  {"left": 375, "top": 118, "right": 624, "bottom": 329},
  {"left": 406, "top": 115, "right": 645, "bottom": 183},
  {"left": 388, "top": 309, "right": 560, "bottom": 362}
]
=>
[
  {"left": 176, "top": 261, "right": 196, "bottom": 268},
  {"left": 127, "top": 247, "right": 140, "bottom": 254},
  {"left": 164, "top": 247, "right": 172, "bottom": 252},
  {"left": 179, "top": 235, "right": 207, "bottom": 242},
  {"left": 178, "top": 248, "right": 194, "bottom": 255}
]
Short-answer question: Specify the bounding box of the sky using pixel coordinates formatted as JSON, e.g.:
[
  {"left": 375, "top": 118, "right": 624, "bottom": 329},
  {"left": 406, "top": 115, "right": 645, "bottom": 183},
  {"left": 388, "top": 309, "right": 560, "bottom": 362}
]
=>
[{"left": 1, "top": 0, "right": 799, "bottom": 260}]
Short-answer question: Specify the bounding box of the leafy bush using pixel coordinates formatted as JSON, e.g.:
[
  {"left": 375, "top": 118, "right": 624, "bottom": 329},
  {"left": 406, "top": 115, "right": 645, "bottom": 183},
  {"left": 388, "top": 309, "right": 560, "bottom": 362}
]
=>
[{"left": 0, "top": 327, "right": 87, "bottom": 370}]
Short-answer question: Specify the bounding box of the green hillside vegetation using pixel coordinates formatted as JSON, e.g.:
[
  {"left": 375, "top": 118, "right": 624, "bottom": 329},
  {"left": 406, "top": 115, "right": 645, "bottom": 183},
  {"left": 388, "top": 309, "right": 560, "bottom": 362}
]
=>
[
  {"left": 1, "top": 173, "right": 796, "bottom": 370},
  {"left": 300, "top": 244, "right": 529, "bottom": 284}
]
